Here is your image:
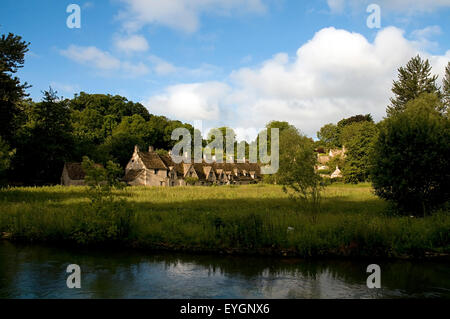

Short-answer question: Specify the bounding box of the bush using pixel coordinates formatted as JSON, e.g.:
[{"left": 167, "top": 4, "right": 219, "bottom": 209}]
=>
[
  {"left": 185, "top": 177, "right": 199, "bottom": 185},
  {"left": 70, "top": 199, "right": 133, "bottom": 245},
  {"left": 69, "top": 156, "right": 134, "bottom": 244},
  {"left": 370, "top": 93, "right": 450, "bottom": 216}
]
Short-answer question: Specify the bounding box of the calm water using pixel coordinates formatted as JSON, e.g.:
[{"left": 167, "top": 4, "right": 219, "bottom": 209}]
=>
[{"left": 0, "top": 241, "right": 449, "bottom": 299}]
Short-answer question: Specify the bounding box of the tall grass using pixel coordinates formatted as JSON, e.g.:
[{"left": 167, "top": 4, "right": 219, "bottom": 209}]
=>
[{"left": 0, "top": 184, "right": 448, "bottom": 258}]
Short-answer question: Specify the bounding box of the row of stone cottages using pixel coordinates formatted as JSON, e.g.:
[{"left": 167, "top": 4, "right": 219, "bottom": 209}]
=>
[
  {"left": 61, "top": 145, "right": 346, "bottom": 187},
  {"left": 61, "top": 145, "right": 262, "bottom": 187}
]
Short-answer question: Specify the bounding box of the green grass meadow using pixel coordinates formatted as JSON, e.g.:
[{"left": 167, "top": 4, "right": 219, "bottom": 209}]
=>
[{"left": 0, "top": 183, "right": 449, "bottom": 258}]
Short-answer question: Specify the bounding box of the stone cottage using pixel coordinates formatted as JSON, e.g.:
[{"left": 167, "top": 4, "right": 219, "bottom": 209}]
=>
[
  {"left": 61, "top": 163, "right": 87, "bottom": 186},
  {"left": 124, "top": 145, "right": 262, "bottom": 187}
]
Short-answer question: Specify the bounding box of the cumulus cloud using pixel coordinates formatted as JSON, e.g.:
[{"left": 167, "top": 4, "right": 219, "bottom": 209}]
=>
[
  {"left": 61, "top": 45, "right": 121, "bottom": 70},
  {"left": 145, "top": 82, "right": 231, "bottom": 121},
  {"left": 114, "top": 34, "right": 149, "bottom": 54},
  {"left": 144, "top": 27, "right": 450, "bottom": 138},
  {"left": 117, "top": 0, "right": 267, "bottom": 33},
  {"left": 61, "top": 45, "right": 149, "bottom": 77}
]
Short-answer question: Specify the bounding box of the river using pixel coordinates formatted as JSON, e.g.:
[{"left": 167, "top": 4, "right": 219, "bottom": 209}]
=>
[{"left": 0, "top": 241, "right": 449, "bottom": 298}]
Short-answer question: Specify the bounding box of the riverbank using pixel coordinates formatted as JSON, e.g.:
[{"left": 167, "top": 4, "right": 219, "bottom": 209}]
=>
[{"left": 0, "top": 184, "right": 449, "bottom": 259}]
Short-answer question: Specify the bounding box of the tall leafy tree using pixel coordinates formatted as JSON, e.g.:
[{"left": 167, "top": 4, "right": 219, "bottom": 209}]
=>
[
  {"left": 340, "top": 121, "right": 378, "bottom": 183},
  {"left": 387, "top": 55, "right": 440, "bottom": 117},
  {"left": 276, "top": 126, "right": 322, "bottom": 218},
  {"left": 100, "top": 114, "right": 154, "bottom": 167},
  {"left": 337, "top": 114, "right": 373, "bottom": 129},
  {"left": 14, "top": 88, "right": 74, "bottom": 184},
  {"left": 0, "top": 33, "right": 30, "bottom": 142},
  {"left": 443, "top": 62, "right": 450, "bottom": 112},
  {"left": 317, "top": 123, "right": 340, "bottom": 148},
  {"left": 370, "top": 93, "right": 449, "bottom": 216}
]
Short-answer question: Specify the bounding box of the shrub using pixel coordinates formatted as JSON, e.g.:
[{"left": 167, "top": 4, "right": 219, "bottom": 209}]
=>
[
  {"left": 370, "top": 93, "right": 450, "bottom": 216},
  {"left": 185, "top": 177, "right": 199, "bottom": 185}
]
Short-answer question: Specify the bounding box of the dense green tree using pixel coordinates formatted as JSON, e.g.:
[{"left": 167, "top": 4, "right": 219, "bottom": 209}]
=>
[
  {"left": 340, "top": 121, "right": 378, "bottom": 183},
  {"left": 0, "top": 33, "right": 30, "bottom": 142},
  {"left": 276, "top": 127, "right": 322, "bottom": 217},
  {"left": 443, "top": 62, "right": 450, "bottom": 112},
  {"left": 100, "top": 114, "right": 154, "bottom": 167},
  {"left": 13, "top": 88, "right": 74, "bottom": 183},
  {"left": 258, "top": 121, "right": 294, "bottom": 155},
  {"left": 0, "top": 136, "right": 15, "bottom": 183},
  {"left": 387, "top": 55, "right": 440, "bottom": 117},
  {"left": 317, "top": 123, "right": 340, "bottom": 148},
  {"left": 317, "top": 115, "right": 373, "bottom": 148},
  {"left": 337, "top": 114, "right": 373, "bottom": 129},
  {"left": 370, "top": 93, "right": 450, "bottom": 216}
]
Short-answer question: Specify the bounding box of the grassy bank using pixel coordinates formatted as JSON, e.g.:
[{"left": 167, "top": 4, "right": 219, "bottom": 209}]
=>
[{"left": 0, "top": 184, "right": 449, "bottom": 258}]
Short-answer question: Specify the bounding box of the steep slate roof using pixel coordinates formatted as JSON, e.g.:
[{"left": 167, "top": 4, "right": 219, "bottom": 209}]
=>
[
  {"left": 193, "top": 163, "right": 207, "bottom": 180},
  {"left": 64, "top": 163, "right": 86, "bottom": 180},
  {"left": 159, "top": 154, "right": 186, "bottom": 177},
  {"left": 124, "top": 169, "right": 144, "bottom": 182},
  {"left": 138, "top": 151, "right": 167, "bottom": 170}
]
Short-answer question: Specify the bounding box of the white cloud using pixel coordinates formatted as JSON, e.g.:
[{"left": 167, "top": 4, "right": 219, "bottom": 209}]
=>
[
  {"left": 143, "top": 27, "right": 450, "bottom": 138},
  {"left": 148, "top": 55, "right": 221, "bottom": 78},
  {"left": 327, "top": 0, "right": 450, "bottom": 14},
  {"left": 145, "top": 82, "right": 230, "bottom": 121},
  {"left": 61, "top": 45, "right": 121, "bottom": 70},
  {"left": 327, "top": 0, "right": 345, "bottom": 13},
  {"left": 410, "top": 26, "right": 442, "bottom": 51},
  {"left": 61, "top": 45, "right": 149, "bottom": 77},
  {"left": 117, "top": 0, "right": 267, "bottom": 33},
  {"left": 114, "top": 34, "right": 149, "bottom": 54},
  {"left": 148, "top": 55, "right": 178, "bottom": 75}
]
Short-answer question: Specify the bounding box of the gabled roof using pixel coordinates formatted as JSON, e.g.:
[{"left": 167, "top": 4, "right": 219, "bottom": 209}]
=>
[
  {"left": 63, "top": 162, "right": 103, "bottom": 180},
  {"left": 203, "top": 166, "right": 214, "bottom": 179},
  {"left": 124, "top": 169, "right": 144, "bottom": 182},
  {"left": 64, "top": 163, "right": 86, "bottom": 180},
  {"left": 138, "top": 151, "right": 167, "bottom": 170},
  {"left": 193, "top": 163, "right": 207, "bottom": 180}
]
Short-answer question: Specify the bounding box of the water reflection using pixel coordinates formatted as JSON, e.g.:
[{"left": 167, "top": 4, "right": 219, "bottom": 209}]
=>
[{"left": 0, "top": 241, "right": 449, "bottom": 298}]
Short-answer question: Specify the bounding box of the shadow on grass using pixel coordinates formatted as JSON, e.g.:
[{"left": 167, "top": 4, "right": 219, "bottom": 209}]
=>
[{"left": 0, "top": 185, "right": 387, "bottom": 216}]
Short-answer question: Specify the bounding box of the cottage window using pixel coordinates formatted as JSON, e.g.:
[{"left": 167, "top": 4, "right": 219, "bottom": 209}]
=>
[{"left": 154, "top": 169, "right": 158, "bottom": 174}]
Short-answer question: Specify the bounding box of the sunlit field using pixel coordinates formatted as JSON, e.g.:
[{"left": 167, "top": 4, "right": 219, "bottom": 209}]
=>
[{"left": 0, "top": 184, "right": 449, "bottom": 258}]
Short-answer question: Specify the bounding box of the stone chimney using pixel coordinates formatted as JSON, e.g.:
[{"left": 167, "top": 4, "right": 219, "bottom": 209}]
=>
[
  {"left": 134, "top": 145, "right": 140, "bottom": 153},
  {"left": 148, "top": 145, "right": 154, "bottom": 152}
]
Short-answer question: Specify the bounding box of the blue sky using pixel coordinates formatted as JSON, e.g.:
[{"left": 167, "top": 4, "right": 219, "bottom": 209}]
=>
[{"left": 1, "top": 0, "right": 449, "bottom": 139}]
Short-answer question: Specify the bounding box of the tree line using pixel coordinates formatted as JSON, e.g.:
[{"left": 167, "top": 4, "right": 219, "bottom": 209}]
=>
[{"left": 0, "top": 33, "right": 196, "bottom": 185}]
